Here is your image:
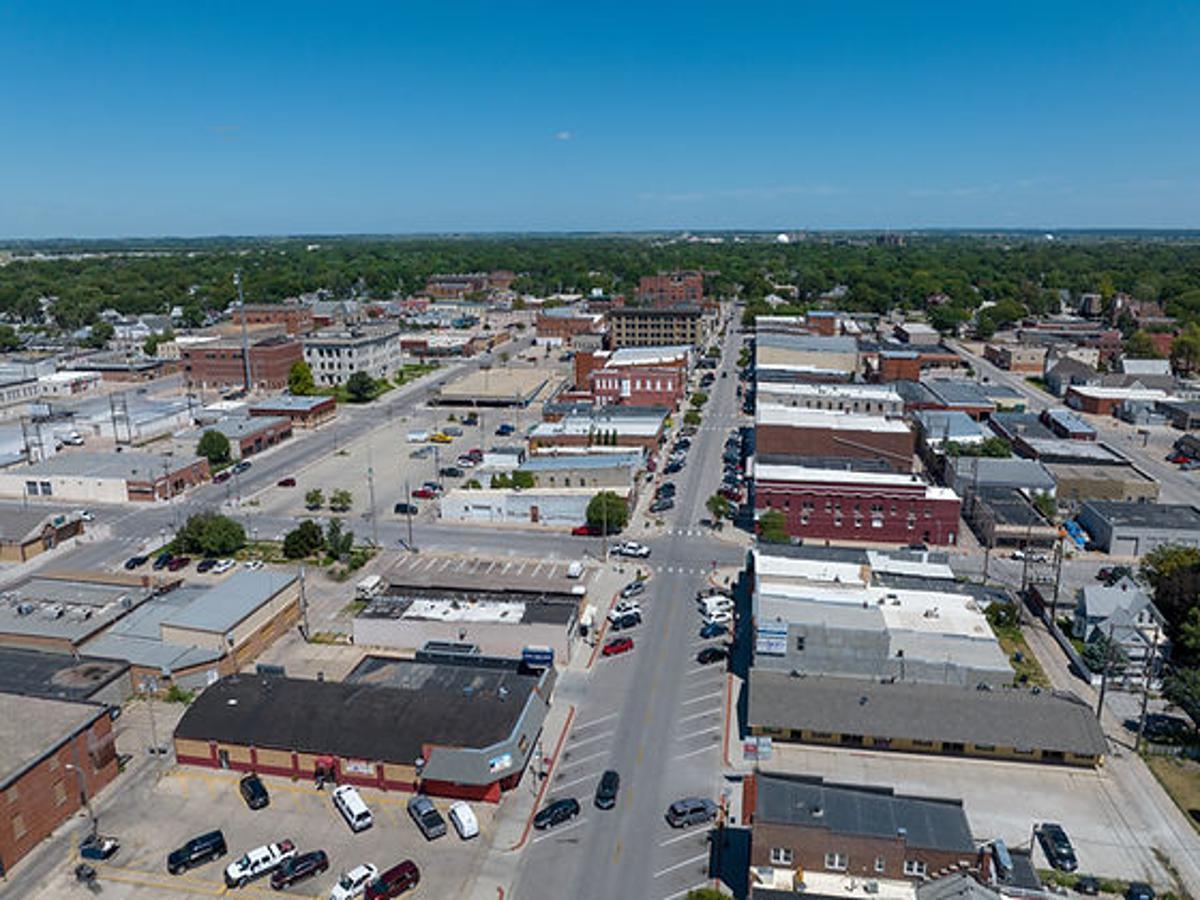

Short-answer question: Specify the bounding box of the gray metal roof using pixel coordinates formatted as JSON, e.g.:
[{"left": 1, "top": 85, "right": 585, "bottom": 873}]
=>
[
  {"left": 1082, "top": 500, "right": 1200, "bottom": 531},
  {"left": 249, "top": 395, "right": 334, "bottom": 412},
  {"left": 749, "top": 671, "right": 1108, "bottom": 757},
  {"left": 1079, "top": 580, "right": 1151, "bottom": 621},
  {"left": 163, "top": 570, "right": 295, "bottom": 633},
  {"left": 914, "top": 410, "right": 985, "bottom": 442},
  {"left": 757, "top": 333, "right": 858, "bottom": 353},
  {"left": 0, "top": 693, "right": 109, "bottom": 789},
  {"left": 949, "top": 457, "right": 1056, "bottom": 493},
  {"left": 14, "top": 450, "right": 203, "bottom": 480},
  {"left": 520, "top": 452, "right": 641, "bottom": 472},
  {"left": 924, "top": 379, "right": 995, "bottom": 408},
  {"left": 753, "top": 772, "right": 975, "bottom": 853}
]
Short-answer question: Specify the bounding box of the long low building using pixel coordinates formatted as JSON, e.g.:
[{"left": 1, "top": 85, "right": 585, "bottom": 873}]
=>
[
  {"left": 0, "top": 451, "right": 210, "bottom": 504},
  {"left": 753, "top": 381, "right": 903, "bottom": 416},
  {"left": 435, "top": 368, "right": 555, "bottom": 407},
  {"left": 440, "top": 486, "right": 629, "bottom": 527},
  {"left": 174, "top": 652, "right": 555, "bottom": 802},
  {"left": 748, "top": 671, "right": 1107, "bottom": 766},
  {"left": 1077, "top": 500, "right": 1200, "bottom": 556},
  {"left": 756, "top": 405, "right": 915, "bottom": 472}
]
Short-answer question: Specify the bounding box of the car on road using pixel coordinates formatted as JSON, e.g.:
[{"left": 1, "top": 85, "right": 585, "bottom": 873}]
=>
[
  {"left": 153, "top": 552, "right": 173, "bottom": 570},
  {"left": 495, "top": 423, "right": 515, "bottom": 436},
  {"left": 534, "top": 797, "right": 581, "bottom": 830},
  {"left": 365, "top": 860, "right": 421, "bottom": 899},
  {"left": 448, "top": 801, "right": 479, "bottom": 840},
  {"left": 697, "top": 646, "right": 728, "bottom": 665},
  {"left": 1126, "top": 883, "right": 1155, "bottom": 900},
  {"left": 197, "top": 558, "right": 218, "bottom": 573},
  {"left": 666, "top": 797, "right": 718, "bottom": 828},
  {"left": 277, "top": 477, "right": 297, "bottom": 487},
  {"left": 699, "top": 621, "right": 728, "bottom": 639},
  {"left": 594, "top": 770, "right": 620, "bottom": 810},
  {"left": 124, "top": 554, "right": 149, "bottom": 570},
  {"left": 329, "top": 863, "right": 380, "bottom": 900},
  {"left": 75, "top": 509, "right": 95, "bottom": 522},
  {"left": 572, "top": 524, "right": 601, "bottom": 536},
  {"left": 615, "top": 540, "right": 650, "bottom": 558},
  {"left": 394, "top": 502, "right": 419, "bottom": 515},
  {"left": 167, "top": 556, "right": 191, "bottom": 572},
  {"left": 411, "top": 487, "right": 439, "bottom": 499},
  {"left": 232, "top": 461, "right": 251, "bottom": 474},
  {"left": 1035, "top": 823, "right": 1078, "bottom": 872},
  {"left": 430, "top": 432, "right": 452, "bottom": 443},
  {"left": 269, "top": 850, "right": 329, "bottom": 890},
  {"left": 649, "top": 497, "right": 675, "bottom": 513},
  {"left": 214, "top": 469, "right": 233, "bottom": 483},
  {"left": 602, "top": 636, "right": 635, "bottom": 657},
  {"left": 239, "top": 773, "right": 269, "bottom": 810},
  {"left": 620, "top": 580, "right": 646, "bottom": 599},
  {"left": 167, "top": 830, "right": 228, "bottom": 875},
  {"left": 224, "top": 838, "right": 296, "bottom": 888},
  {"left": 407, "top": 795, "right": 447, "bottom": 840}
]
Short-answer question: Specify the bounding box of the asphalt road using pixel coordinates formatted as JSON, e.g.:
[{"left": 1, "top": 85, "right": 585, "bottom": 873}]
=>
[{"left": 511, "top": 313, "right": 746, "bottom": 900}]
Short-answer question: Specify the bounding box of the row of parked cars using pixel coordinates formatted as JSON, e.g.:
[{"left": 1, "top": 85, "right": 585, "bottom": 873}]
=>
[
  {"left": 124, "top": 551, "right": 259, "bottom": 573},
  {"left": 163, "top": 774, "right": 478, "bottom": 899}
]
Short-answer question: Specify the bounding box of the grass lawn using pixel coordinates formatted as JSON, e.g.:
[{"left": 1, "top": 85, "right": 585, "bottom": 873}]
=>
[
  {"left": 991, "top": 622, "right": 1051, "bottom": 688},
  {"left": 395, "top": 363, "right": 439, "bottom": 386},
  {"left": 1145, "top": 754, "right": 1200, "bottom": 833},
  {"left": 315, "top": 378, "right": 395, "bottom": 404}
]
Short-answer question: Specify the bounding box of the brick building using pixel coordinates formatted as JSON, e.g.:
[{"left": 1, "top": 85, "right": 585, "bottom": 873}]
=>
[
  {"left": 248, "top": 394, "right": 337, "bottom": 428},
  {"left": 0, "top": 694, "right": 120, "bottom": 875},
  {"left": 535, "top": 307, "right": 605, "bottom": 344},
  {"left": 1065, "top": 385, "right": 1172, "bottom": 416},
  {"left": 743, "top": 773, "right": 975, "bottom": 888},
  {"left": 189, "top": 415, "right": 293, "bottom": 461},
  {"left": 637, "top": 271, "right": 703, "bottom": 306},
  {"left": 571, "top": 347, "right": 690, "bottom": 408},
  {"left": 0, "top": 452, "right": 211, "bottom": 505},
  {"left": 607, "top": 306, "right": 705, "bottom": 348},
  {"left": 755, "top": 405, "right": 915, "bottom": 472},
  {"left": 232, "top": 304, "right": 314, "bottom": 335},
  {"left": 181, "top": 336, "right": 303, "bottom": 392},
  {"left": 754, "top": 463, "right": 960, "bottom": 546},
  {"left": 984, "top": 343, "right": 1046, "bottom": 373},
  {"left": 424, "top": 270, "right": 516, "bottom": 299}
]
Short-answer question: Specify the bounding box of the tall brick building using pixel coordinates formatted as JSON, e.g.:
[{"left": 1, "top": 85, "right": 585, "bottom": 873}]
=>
[
  {"left": 755, "top": 405, "right": 914, "bottom": 472},
  {"left": 181, "top": 336, "right": 303, "bottom": 392},
  {"left": 638, "top": 271, "right": 704, "bottom": 306},
  {"left": 232, "top": 304, "right": 314, "bottom": 336},
  {"left": 607, "top": 306, "right": 705, "bottom": 348}
]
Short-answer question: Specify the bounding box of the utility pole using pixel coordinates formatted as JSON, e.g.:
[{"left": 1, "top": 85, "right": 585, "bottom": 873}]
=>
[
  {"left": 1096, "top": 624, "right": 1115, "bottom": 718},
  {"left": 1135, "top": 622, "right": 1162, "bottom": 752},
  {"left": 298, "top": 565, "right": 309, "bottom": 639},
  {"left": 367, "top": 450, "right": 379, "bottom": 547},
  {"left": 234, "top": 270, "right": 252, "bottom": 392},
  {"left": 404, "top": 478, "right": 415, "bottom": 550}
]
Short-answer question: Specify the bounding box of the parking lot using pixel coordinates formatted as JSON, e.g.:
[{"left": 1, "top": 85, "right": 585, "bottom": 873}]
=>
[{"left": 61, "top": 766, "right": 495, "bottom": 898}]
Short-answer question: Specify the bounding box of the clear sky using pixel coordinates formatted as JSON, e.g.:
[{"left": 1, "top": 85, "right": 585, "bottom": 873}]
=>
[{"left": 2, "top": 1, "right": 1198, "bottom": 237}]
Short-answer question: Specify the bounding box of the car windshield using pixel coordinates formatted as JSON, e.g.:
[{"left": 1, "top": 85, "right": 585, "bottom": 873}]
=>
[
  {"left": 236, "top": 855, "right": 250, "bottom": 868},
  {"left": 339, "top": 874, "right": 354, "bottom": 888}
]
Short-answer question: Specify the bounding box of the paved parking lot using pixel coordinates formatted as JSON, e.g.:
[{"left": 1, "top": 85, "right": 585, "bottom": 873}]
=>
[{"left": 63, "top": 767, "right": 495, "bottom": 899}]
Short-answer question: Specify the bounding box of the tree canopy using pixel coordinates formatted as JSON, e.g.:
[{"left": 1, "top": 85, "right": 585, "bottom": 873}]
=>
[
  {"left": 176, "top": 512, "right": 246, "bottom": 556},
  {"left": 288, "top": 360, "right": 315, "bottom": 395},
  {"left": 196, "top": 429, "right": 232, "bottom": 466},
  {"left": 586, "top": 491, "right": 628, "bottom": 533}
]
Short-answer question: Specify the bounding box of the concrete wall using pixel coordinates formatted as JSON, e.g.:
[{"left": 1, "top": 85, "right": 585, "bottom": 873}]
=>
[
  {"left": 353, "top": 615, "right": 573, "bottom": 662},
  {"left": 0, "top": 471, "right": 129, "bottom": 505},
  {"left": 440, "top": 489, "right": 597, "bottom": 526}
]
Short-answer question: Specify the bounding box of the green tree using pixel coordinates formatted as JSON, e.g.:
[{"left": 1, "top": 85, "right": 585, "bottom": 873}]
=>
[
  {"left": 329, "top": 489, "right": 353, "bottom": 512},
  {"left": 143, "top": 328, "right": 173, "bottom": 356},
  {"left": 1033, "top": 492, "right": 1057, "bottom": 522},
  {"left": 586, "top": 491, "right": 628, "bottom": 533},
  {"left": 758, "top": 508, "right": 790, "bottom": 543},
  {"left": 490, "top": 473, "right": 512, "bottom": 488},
  {"left": 1177, "top": 607, "right": 1200, "bottom": 662},
  {"left": 690, "top": 392, "right": 708, "bottom": 408},
  {"left": 196, "top": 429, "right": 232, "bottom": 466},
  {"left": 0, "top": 324, "right": 20, "bottom": 351},
  {"left": 288, "top": 360, "right": 316, "bottom": 395},
  {"left": 1162, "top": 667, "right": 1200, "bottom": 725},
  {"left": 304, "top": 488, "right": 324, "bottom": 510},
  {"left": 345, "top": 371, "right": 376, "bottom": 403},
  {"left": 83, "top": 320, "right": 114, "bottom": 349},
  {"left": 282, "top": 520, "right": 324, "bottom": 558},
  {"left": 706, "top": 494, "right": 732, "bottom": 521},
  {"left": 1123, "top": 330, "right": 1163, "bottom": 359},
  {"left": 683, "top": 409, "right": 702, "bottom": 427},
  {"left": 1140, "top": 544, "right": 1200, "bottom": 594},
  {"left": 176, "top": 512, "right": 246, "bottom": 556},
  {"left": 324, "top": 518, "right": 354, "bottom": 560},
  {"left": 511, "top": 470, "right": 535, "bottom": 489},
  {"left": 1170, "top": 324, "right": 1200, "bottom": 377},
  {"left": 686, "top": 890, "right": 727, "bottom": 900},
  {"left": 1082, "top": 632, "right": 1128, "bottom": 675}
]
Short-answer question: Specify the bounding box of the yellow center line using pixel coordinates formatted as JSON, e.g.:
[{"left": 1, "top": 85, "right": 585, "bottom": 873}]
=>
[{"left": 613, "top": 839, "right": 623, "bottom": 864}]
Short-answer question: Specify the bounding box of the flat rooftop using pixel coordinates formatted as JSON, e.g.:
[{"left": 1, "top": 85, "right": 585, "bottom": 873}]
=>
[
  {"left": 0, "top": 575, "right": 152, "bottom": 644},
  {"left": 606, "top": 346, "right": 690, "bottom": 366},
  {"left": 385, "top": 553, "right": 588, "bottom": 597},
  {"left": 359, "top": 595, "right": 576, "bottom": 626},
  {"left": 0, "top": 693, "right": 109, "bottom": 788},
  {"left": 249, "top": 395, "right": 334, "bottom": 412},
  {"left": 531, "top": 415, "right": 662, "bottom": 438},
  {"left": 0, "top": 645, "right": 129, "bottom": 702},
  {"left": 10, "top": 450, "right": 204, "bottom": 480},
  {"left": 186, "top": 415, "right": 291, "bottom": 442},
  {"left": 1018, "top": 437, "right": 1128, "bottom": 463},
  {"left": 1083, "top": 500, "right": 1200, "bottom": 531},
  {"left": 756, "top": 333, "right": 858, "bottom": 353},
  {"left": 756, "top": 404, "right": 911, "bottom": 433},
  {"left": 976, "top": 487, "right": 1050, "bottom": 527},
  {"left": 753, "top": 463, "right": 957, "bottom": 500},
  {"left": 755, "top": 381, "right": 901, "bottom": 401},
  {"left": 1044, "top": 462, "right": 1157, "bottom": 486},
  {"left": 436, "top": 368, "right": 555, "bottom": 404}
]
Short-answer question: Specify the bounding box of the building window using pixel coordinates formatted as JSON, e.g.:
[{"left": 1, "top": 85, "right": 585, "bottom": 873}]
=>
[
  {"left": 796, "top": 636, "right": 806, "bottom": 652},
  {"left": 904, "top": 860, "right": 928, "bottom": 877},
  {"left": 825, "top": 852, "right": 848, "bottom": 871},
  {"left": 25, "top": 480, "right": 38, "bottom": 495},
  {"left": 53, "top": 780, "right": 67, "bottom": 806},
  {"left": 12, "top": 813, "right": 26, "bottom": 840},
  {"left": 771, "top": 847, "right": 794, "bottom": 865},
  {"left": 875, "top": 857, "right": 887, "bottom": 873}
]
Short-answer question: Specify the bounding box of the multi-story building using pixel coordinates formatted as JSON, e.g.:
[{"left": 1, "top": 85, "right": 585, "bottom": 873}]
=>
[
  {"left": 754, "top": 382, "right": 904, "bottom": 416},
  {"left": 756, "top": 405, "right": 915, "bottom": 472},
  {"left": 637, "top": 271, "right": 704, "bottom": 306},
  {"left": 755, "top": 334, "right": 859, "bottom": 381},
  {"left": 181, "top": 336, "right": 303, "bottom": 392},
  {"left": 984, "top": 343, "right": 1046, "bottom": 373},
  {"left": 232, "top": 304, "right": 314, "bottom": 336},
  {"left": 535, "top": 306, "right": 606, "bottom": 344},
  {"left": 607, "top": 306, "right": 705, "bottom": 348},
  {"left": 754, "top": 463, "right": 960, "bottom": 546},
  {"left": 424, "top": 270, "right": 516, "bottom": 299},
  {"left": 303, "top": 326, "right": 403, "bottom": 386},
  {"left": 570, "top": 347, "right": 690, "bottom": 408}
]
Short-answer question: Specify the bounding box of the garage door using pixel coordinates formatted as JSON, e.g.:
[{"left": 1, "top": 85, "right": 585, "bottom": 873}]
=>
[{"left": 1110, "top": 535, "right": 1138, "bottom": 557}]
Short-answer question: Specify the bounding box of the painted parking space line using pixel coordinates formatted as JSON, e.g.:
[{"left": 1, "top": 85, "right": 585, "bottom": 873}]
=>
[
  {"left": 658, "top": 830, "right": 704, "bottom": 848},
  {"left": 573, "top": 712, "right": 618, "bottom": 731},
  {"left": 681, "top": 691, "right": 723, "bottom": 706},
  {"left": 662, "top": 882, "right": 712, "bottom": 900},
  {"left": 530, "top": 817, "right": 590, "bottom": 844},
  {"left": 554, "top": 770, "right": 605, "bottom": 792},
  {"left": 673, "top": 745, "right": 716, "bottom": 761},
  {"left": 566, "top": 730, "right": 615, "bottom": 750},
  {"left": 676, "top": 724, "right": 722, "bottom": 742},
  {"left": 653, "top": 852, "right": 709, "bottom": 879},
  {"left": 676, "top": 708, "right": 719, "bottom": 725},
  {"left": 685, "top": 665, "right": 725, "bottom": 677}
]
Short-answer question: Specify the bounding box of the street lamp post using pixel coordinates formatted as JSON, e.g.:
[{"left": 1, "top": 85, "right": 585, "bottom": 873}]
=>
[{"left": 64, "top": 763, "right": 97, "bottom": 837}]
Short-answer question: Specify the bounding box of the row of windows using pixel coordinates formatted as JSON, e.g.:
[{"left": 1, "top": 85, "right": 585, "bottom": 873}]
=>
[
  {"left": 767, "top": 848, "right": 926, "bottom": 877},
  {"left": 784, "top": 500, "right": 933, "bottom": 516}
]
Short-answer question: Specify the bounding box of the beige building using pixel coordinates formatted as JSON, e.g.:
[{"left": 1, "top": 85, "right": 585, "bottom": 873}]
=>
[
  {"left": 607, "top": 306, "right": 705, "bottom": 348},
  {"left": 985, "top": 343, "right": 1046, "bottom": 373},
  {"left": 1046, "top": 463, "right": 1160, "bottom": 507}
]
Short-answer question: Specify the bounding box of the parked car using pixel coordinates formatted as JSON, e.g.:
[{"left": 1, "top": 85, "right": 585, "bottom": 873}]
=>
[
  {"left": 656, "top": 482, "right": 676, "bottom": 497},
  {"left": 393, "top": 502, "right": 419, "bottom": 515},
  {"left": 608, "top": 601, "right": 642, "bottom": 623},
  {"left": 665, "top": 797, "right": 718, "bottom": 828},
  {"left": 232, "top": 461, "right": 251, "bottom": 474},
  {"left": 699, "top": 621, "right": 728, "bottom": 639},
  {"left": 239, "top": 773, "right": 269, "bottom": 810},
  {"left": 448, "top": 801, "right": 479, "bottom": 839},
  {"left": 214, "top": 470, "right": 233, "bottom": 483},
  {"left": 495, "top": 423, "right": 515, "bottom": 436},
  {"left": 244, "top": 559, "right": 264, "bottom": 571},
  {"left": 610, "top": 611, "right": 642, "bottom": 631},
  {"left": 456, "top": 455, "right": 477, "bottom": 468},
  {"left": 615, "top": 540, "right": 650, "bottom": 558},
  {"left": 124, "top": 554, "right": 149, "bottom": 570},
  {"left": 223, "top": 839, "right": 296, "bottom": 888},
  {"left": 212, "top": 558, "right": 236, "bottom": 574},
  {"left": 533, "top": 798, "right": 581, "bottom": 830},
  {"left": 411, "top": 487, "right": 438, "bottom": 500},
  {"left": 167, "top": 830, "right": 227, "bottom": 875},
  {"left": 664, "top": 461, "right": 684, "bottom": 475},
  {"left": 594, "top": 770, "right": 620, "bottom": 810},
  {"left": 649, "top": 497, "right": 675, "bottom": 513},
  {"left": 269, "top": 850, "right": 329, "bottom": 890},
  {"left": 1126, "top": 883, "right": 1156, "bottom": 900},
  {"left": 602, "top": 637, "right": 635, "bottom": 657},
  {"left": 620, "top": 580, "right": 646, "bottom": 599},
  {"left": 197, "top": 558, "right": 218, "bottom": 573},
  {"left": 153, "top": 552, "right": 173, "bottom": 570},
  {"left": 1075, "top": 877, "right": 1100, "bottom": 896},
  {"left": 333, "top": 785, "right": 374, "bottom": 832},
  {"left": 79, "top": 834, "right": 120, "bottom": 861},
  {"left": 407, "top": 795, "right": 447, "bottom": 840},
  {"left": 1036, "top": 823, "right": 1078, "bottom": 872},
  {"left": 277, "top": 477, "right": 297, "bottom": 487},
  {"left": 697, "top": 646, "right": 728, "bottom": 665},
  {"left": 329, "top": 863, "right": 380, "bottom": 900},
  {"left": 572, "top": 524, "right": 601, "bottom": 536},
  {"left": 1182, "top": 460, "right": 1200, "bottom": 471},
  {"left": 410, "top": 446, "right": 434, "bottom": 459},
  {"left": 703, "top": 609, "right": 733, "bottom": 626},
  {"left": 430, "top": 432, "right": 452, "bottom": 444},
  {"left": 443, "top": 426, "right": 464, "bottom": 437},
  {"left": 365, "top": 860, "right": 421, "bottom": 899},
  {"left": 439, "top": 466, "right": 465, "bottom": 478},
  {"left": 167, "top": 556, "right": 191, "bottom": 572}
]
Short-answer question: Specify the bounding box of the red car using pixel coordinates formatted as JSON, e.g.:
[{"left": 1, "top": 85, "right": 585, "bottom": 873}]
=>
[
  {"left": 167, "top": 556, "right": 191, "bottom": 572},
  {"left": 572, "top": 524, "right": 600, "bottom": 536},
  {"left": 602, "top": 637, "right": 634, "bottom": 657},
  {"left": 277, "top": 477, "right": 297, "bottom": 487},
  {"left": 412, "top": 487, "right": 438, "bottom": 500}
]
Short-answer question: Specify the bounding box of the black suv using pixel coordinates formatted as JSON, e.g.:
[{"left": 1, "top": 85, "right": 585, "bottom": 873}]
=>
[
  {"left": 594, "top": 770, "right": 620, "bottom": 810},
  {"left": 697, "top": 646, "right": 728, "bottom": 665},
  {"left": 269, "top": 850, "right": 329, "bottom": 890},
  {"left": 439, "top": 466, "right": 464, "bottom": 478},
  {"left": 534, "top": 798, "right": 581, "bottom": 830},
  {"left": 239, "top": 772, "right": 269, "bottom": 810},
  {"left": 1036, "top": 823, "right": 1078, "bottom": 872},
  {"left": 167, "top": 830, "right": 227, "bottom": 875}
]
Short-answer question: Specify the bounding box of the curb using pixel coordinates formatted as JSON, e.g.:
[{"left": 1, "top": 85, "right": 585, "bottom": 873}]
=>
[
  {"left": 722, "top": 674, "right": 735, "bottom": 767},
  {"left": 506, "top": 703, "right": 576, "bottom": 852}
]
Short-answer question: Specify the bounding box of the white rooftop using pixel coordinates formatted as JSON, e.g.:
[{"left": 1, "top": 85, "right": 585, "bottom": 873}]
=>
[
  {"left": 755, "top": 381, "right": 901, "bottom": 401},
  {"left": 606, "top": 346, "right": 691, "bottom": 367},
  {"left": 752, "top": 463, "right": 958, "bottom": 500},
  {"left": 1068, "top": 386, "right": 1172, "bottom": 401},
  {"left": 753, "top": 553, "right": 868, "bottom": 587},
  {"left": 401, "top": 599, "right": 526, "bottom": 624},
  {"left": 756, "top": 404, "right": 911, "bottom": 433},
  {"left": 531, "top": 415, "right": 662, "bottom": 438}
]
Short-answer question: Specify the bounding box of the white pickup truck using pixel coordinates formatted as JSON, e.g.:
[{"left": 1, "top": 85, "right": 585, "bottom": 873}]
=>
[{"left": 224, "top": 839, "right": 296, "bottom": 888}]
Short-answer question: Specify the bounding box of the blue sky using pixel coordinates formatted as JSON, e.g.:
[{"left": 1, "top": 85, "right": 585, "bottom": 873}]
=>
[{"left": 1, "top": 1, "right": 1198, "bottom": 237}]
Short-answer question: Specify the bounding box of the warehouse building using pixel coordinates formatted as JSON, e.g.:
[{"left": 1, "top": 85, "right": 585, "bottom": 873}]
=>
[
  {"left": 518, "top": 451, "right": 642, "bottom": 489},
  {"left": 248, "top": 394, "right": 337, "bottom": 428},
  {"left": 179, "top": 414, "right": 293, "bottom": 461},
  {"left": 0, "top": 451, "right": 210, "bottom": 504},
  {"left": 1045, "top": 462, "right": 1159, "bottom": 506},
  {"left": 755, "top": 333, "right": 859, "bottom": 381},
  {"left": 0, "top": 509, "right": 85, "bottom": 563},
  {"left": 1077, "top": 500, "right": 1200, "bottom": 556},
  {"left": 747, "top": 672, "right": 1107, "bottom": 766},
  {"left": 174, "top": 651, "right": 555, "bottom": 802},
  {"left": 1065, "top": 385, "right": 1172, "bottom": 416},
  {"left": 529, "top": 407, "right": 667, "bottom": 452},
  {"left": 435, "top": 368, "right": 555, "bottom": 407},
  {"left": 440, "top": 486, "right": 629, "bottom": 527}
]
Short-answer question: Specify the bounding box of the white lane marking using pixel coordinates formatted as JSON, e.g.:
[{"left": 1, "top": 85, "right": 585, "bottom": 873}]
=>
[
  {"left": 653, "top": 852, "right": 709, "bottom": 879},
  {"left": 673, "top": 745, "right": 717, "bottom": 761},
  {"left": 557, "top": 749, "right": 609, "bottom": 771},
  {"left": 676, "top": 708, "right": 719, "bottom": 725},
  {"left": 661, "top": 882, "right": 712, "bottom": 900},
  {"left": 567, "top": 730, "right": 614, "bottom": 750},
  {"left": 530, "top": 817, "right": 589, "bottom": 844},
  {"left": 676, "top": 724, "right": 722, "bottom": 741},
  {"left": 658, "top": 830, "right": 703, "bottom": 848},
  {"left": 685, "top": 665, "right": 725, "bottom": 677},
  {"left": 554, "top": 770, "right": 605, "bottom": 792},
  {"left": 681, "top": 691, "right": 723, "bottom": 706},
  {"left": 573, "top": 712, "right": 618, "bottom": 731}
]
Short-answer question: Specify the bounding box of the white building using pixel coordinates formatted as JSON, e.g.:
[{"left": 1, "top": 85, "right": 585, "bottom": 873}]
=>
[{"left": 302, "top": 326, "right": 403, "bottom": 386}]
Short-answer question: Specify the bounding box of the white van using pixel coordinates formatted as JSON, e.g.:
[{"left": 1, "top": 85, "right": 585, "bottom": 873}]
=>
[
  {"left": 355, "top": 574, "right": 385, "bottom": 600},
  {"left": 332, "top": 785, "right": 373, "bottom": 832},
  {"left": 448, "top": 800, "right": 479, "bottom": 839},
  {"left": 699, "top": 596, "right": 734, "bottom": 615},
  {"left": 406, "top": 430, "right": 429, "bottom": 443},
  {"left": 566, "top": 561, "right": 584, "bottom": 579}
]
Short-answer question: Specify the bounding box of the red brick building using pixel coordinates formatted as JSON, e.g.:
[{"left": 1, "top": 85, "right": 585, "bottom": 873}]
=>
[
  {"left": 0, "top": 695, "right": 120, "bottom": 874},
  {"left": 249, "top": 395, "right": 337, "bottom": 428},
  {"left": 755, "top": 406, "right": 914, "bottom": 472},
  {"left": 181, "top": 336, "right": 303, "bottom": 392},
  {"left": 638, "top": 271, "right": 704, "bottom": 306},
  {"left": 571, "top": 348, "right": 689, "bottom": 409},
  {"left": 754, "top": 463, "right": 960, "bottom": 546},
  {"left": 233, "top": 304, "right": 314, "bottom": 336},
  {"left": 424, "top": 270, "right": 515, "bottom": 299},
  {"left": 535, "top": 309, "right": 605, "bottom": 343}
]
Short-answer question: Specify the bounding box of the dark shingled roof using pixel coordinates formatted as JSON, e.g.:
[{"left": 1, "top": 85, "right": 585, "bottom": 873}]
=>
[
  {"left": 175, "top": 660, "right": 541, "bottom": 763},
  {"left": 753, "top": 773, "right": 975, "bottom": 853},
  {"left": 749, "top": 672, "right": 1107, "bottom": 757}
]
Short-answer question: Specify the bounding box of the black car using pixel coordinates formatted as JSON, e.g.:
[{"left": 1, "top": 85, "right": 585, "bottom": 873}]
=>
[
  {"left": 649, "top": 498, "right": 675, "bottom": 513},
  {"left": 124, "top": 554, "right": 149, "bottom": 570},
  {"left": 232, "top": 461, "right": 252, "bottom": 474},
  {"left": 534, "top": 798, "right": 581, "bottom": 830},
  {"left": 594, "top": 770, "right": 620, "bottom": 810},
  {"left": 656, "top": 482, "right": 676, "bottom": 497},
  {"left": 239, "top": 772, "right": 269, "bottom": 810},
  {"left": 697, "top": 646, "right": 728, "bottom": 665},
  {"left": 196, "top": 558, "right": 218, "bottom": 573},
  {"left": 439, "top": 466, "right": 465, "bottom": 478},
  {"left": 1075, "top": 877, "right": 1100, "bottom": 896},
  {"left": 394, "top": 502, "right": 419, "bottom": 515},
  {"left": 269, "top": 850, "right": 329, "bottom": 890},
  {"left": 167, "top": 830, "right": 227, "bottom": 875},
  {"left": 153, "top": 552, "right": 173, "bottom": 570},
  {"left": 1126, "top": 883, "right": 1155, "bottom": 900},
  {"left": 611, "top": 611, "right": 642, "bottom": 631},
  {"left": 665, "top": 462, "right": 684, "bottom": 475},
  {"left": 1036, "top": 823, "right": 1078, "bottom": 872}
]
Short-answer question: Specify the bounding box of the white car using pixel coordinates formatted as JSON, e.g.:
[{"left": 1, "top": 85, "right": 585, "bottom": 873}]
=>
[
  {"left": 212, "top": 558, "right": 235, "bottom": 574},
  {"left": 75, "top": 509, "right": 95, "bottom": 522},
  {"left": 224, "top": 839, "right": 296, "bottom": 888},
  {"left": 615, "top": 541, "right": 650, "bottom": 559},
  {"left": 608, "top": 601, "right": 643, "bottom": 623},
  {"left": 699, "top": 596, "right": 734, "bottom": 613},
  {"left": 244, "top": 560, "right": 264, "bottom": 571},
  {"left": 448, "top": 800, "right": 479, "bottom": 839},
  {"left": 704, "top": 609, "right": 733, "bottom": 626},
  {"left": 328, "top": 863, "right": 379, "bottom": 900}
]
